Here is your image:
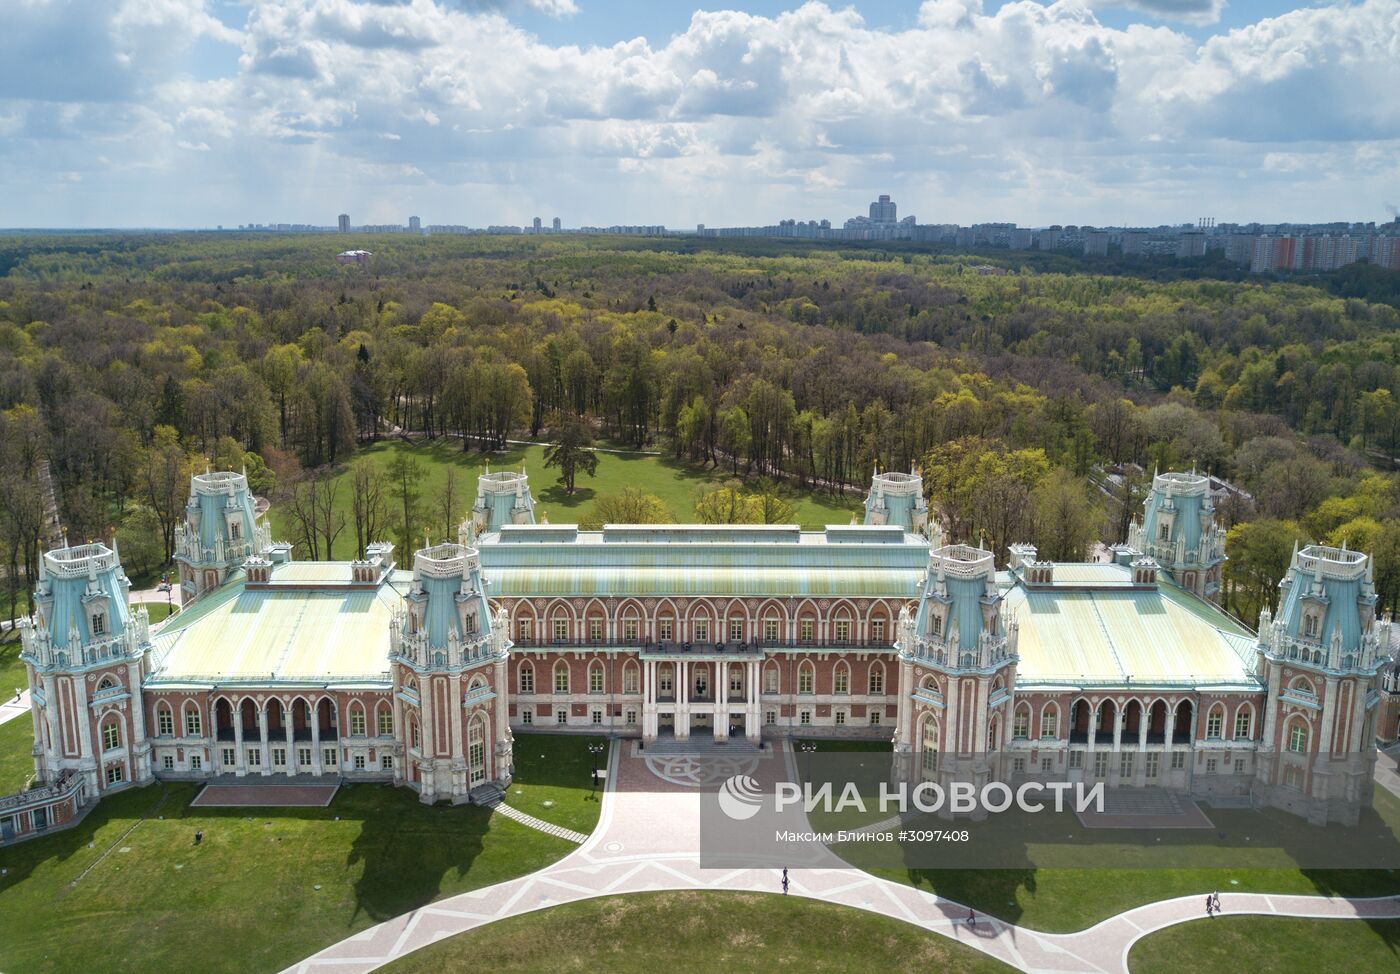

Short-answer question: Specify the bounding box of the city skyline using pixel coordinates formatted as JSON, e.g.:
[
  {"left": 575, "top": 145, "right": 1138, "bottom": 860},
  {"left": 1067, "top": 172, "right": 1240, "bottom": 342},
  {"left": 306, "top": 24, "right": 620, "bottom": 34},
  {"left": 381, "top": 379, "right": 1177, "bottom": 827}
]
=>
[{"left": 3, "top": 0, "right": 1400, "bottom": 229}]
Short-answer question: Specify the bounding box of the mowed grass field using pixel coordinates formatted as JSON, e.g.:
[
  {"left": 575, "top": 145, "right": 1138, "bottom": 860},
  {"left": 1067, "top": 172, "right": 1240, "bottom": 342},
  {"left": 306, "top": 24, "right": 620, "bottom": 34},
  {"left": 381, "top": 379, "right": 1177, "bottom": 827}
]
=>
[
  {"left": 0, "top": 735, "right": 612, "bottom": 974},
  {"left": 1129, "top": 914, "right": 1400, "bottom": 972},
  {"left": 378, "top": 890, "right": 1015, "bottom": 973},
  {"left": 270, "top": 439, "right": 861, "bottom": 560}
]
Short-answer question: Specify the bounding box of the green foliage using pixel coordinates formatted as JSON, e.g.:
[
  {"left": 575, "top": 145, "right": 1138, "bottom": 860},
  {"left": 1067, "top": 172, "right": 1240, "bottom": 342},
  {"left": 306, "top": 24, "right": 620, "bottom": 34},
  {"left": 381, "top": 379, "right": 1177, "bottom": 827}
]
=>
[{"left": 579, "top": 487, "right": 674, "bottom": 530}]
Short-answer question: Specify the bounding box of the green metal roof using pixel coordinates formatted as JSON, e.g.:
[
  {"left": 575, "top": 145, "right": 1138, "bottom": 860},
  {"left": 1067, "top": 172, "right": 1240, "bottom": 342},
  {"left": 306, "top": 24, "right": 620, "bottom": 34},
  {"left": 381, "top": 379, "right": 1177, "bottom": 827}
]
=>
[
  {"left": 149, "top": 572, "right": 399, "bottom": 684},
  {"left": 1003, "top": 568, "right": 1257, "bottom": 687}
]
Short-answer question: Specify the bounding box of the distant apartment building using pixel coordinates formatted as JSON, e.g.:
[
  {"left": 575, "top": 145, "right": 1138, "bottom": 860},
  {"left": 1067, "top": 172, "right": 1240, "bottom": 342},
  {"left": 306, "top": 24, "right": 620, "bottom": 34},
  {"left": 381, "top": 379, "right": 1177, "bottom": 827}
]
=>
[
  {"left": 552, "top": 217, "right": 562, "bottom": 231},
  {"left": 1010, "top": 228, "right": 1034, "bottom": 250},
  {"left": 532, "top": 217, "right": 542, "bottom": 233},
  {"left": 338, "top": 214, "right": 350, "bottom": 233},
  {"left": 408, "top": 216, "right": 421, "bottom": 233},
  {"left": 1036, "top": 229, "right": 1061, "bottom": 251},
  {"left": 1083, "top": 231, "right": 1109, "bottom": 257},
  {"left": 1120, "top": 232, "right": 1149, "bottom": 256},
  {"left": 869, "top": 194, "right": 897, "bottom": 224},
  {"left": 1177, "top": 232, "right": 1207, "bottom": 259}
]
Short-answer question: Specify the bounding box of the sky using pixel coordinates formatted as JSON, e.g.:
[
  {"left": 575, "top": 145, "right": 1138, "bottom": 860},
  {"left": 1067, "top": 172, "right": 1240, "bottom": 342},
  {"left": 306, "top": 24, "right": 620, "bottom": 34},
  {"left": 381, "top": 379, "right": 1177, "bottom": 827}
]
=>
[{"left": 2, "top": 0, "right": 1399, "bottom": 229}]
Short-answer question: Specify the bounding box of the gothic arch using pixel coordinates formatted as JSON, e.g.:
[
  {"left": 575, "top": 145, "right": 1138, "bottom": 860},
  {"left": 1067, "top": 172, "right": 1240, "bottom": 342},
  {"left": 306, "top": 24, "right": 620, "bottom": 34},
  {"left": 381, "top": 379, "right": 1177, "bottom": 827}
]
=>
[
  {"left": 517, "top": 659, "right": 535, "bottom": 693},
  {"left": 621, "top": 658, "right": 641, "bottom": 694},
  {"left": 832, "top": 659, "right": 851, "bottom": 694},
  {"left": 918, "top": 711, "right": 940, "bottom": 778},
  {"left": 1014, "top": 701, "right": 1032, "bottom": 738},
  {"left": 587, "top": 658, "right": 606, "bottom": 694},
  {"left": 762, "top": 658, "right": 781, "bottom": 693},
  {"left": 797, "top": 659, "right": 816, "bottom": 694},
  {"left": 1039, "top": 701, "right": 1060, "bottom": 738},
  {"left": 867, "top": 659, "right": 887, "bottom": 695},
  {"left": 553, "top": 659, "right": 571, "bottom": 695},
  {"left": 1232, "top": 700, "right": 1256, "bottom": 739}
]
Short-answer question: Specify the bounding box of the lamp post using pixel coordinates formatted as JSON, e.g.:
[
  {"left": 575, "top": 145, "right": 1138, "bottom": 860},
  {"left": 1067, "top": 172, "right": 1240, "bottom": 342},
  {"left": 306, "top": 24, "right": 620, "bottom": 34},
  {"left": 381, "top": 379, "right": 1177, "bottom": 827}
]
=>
[
  {"left": 588, "top": 741, "right": 604, "bottom": 795},
  {"left": 799, "top": 740, "right": 817, "bottom": 782}
]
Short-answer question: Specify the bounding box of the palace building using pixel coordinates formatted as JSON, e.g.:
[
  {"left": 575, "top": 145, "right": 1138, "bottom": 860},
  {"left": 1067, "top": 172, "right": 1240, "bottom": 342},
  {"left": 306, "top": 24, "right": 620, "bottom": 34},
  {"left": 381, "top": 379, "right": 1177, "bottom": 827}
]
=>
[{"left": 5, "top": 466, "right": 1396, "bottom": 843}]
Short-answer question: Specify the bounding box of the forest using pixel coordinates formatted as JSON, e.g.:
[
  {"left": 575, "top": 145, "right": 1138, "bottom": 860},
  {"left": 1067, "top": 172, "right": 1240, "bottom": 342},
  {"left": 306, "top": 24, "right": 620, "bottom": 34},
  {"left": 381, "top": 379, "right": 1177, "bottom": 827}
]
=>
[{"left": 2, "top": 231, "right": 1399, "bottom": 630}]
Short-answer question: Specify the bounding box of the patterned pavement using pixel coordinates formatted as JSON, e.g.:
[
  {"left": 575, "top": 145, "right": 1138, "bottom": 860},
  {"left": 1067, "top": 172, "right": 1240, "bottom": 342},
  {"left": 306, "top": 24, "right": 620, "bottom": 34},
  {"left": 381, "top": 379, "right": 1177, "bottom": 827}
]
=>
[{"left": 282, "top": 740, "right": 1400, "bottom": 974}]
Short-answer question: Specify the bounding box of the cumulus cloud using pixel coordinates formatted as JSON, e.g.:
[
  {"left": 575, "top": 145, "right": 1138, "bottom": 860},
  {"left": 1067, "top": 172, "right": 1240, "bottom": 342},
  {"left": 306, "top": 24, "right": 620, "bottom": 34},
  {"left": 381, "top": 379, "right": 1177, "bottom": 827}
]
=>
[{"left": 2, "top": 0, "right": 1399, "bottom": 226}]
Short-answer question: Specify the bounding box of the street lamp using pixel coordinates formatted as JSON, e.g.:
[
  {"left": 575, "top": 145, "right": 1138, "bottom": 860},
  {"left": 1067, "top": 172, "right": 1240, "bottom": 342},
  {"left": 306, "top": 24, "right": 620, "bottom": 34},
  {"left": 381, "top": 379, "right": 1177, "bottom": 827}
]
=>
[
  {"left": 799, "top": 741, "right": 817, "bottom": 782},
  {"left": 588, "top": 741, "right": 605, "bottom": 795}
]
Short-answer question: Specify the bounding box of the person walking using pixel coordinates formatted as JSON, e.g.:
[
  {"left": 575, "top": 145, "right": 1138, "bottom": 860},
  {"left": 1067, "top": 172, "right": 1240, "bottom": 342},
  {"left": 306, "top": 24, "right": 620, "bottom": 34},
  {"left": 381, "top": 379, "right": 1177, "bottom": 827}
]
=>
[
  {"left": 1212, "top": 891, "right": 1221, "bottom": 913},
  {"left": 1205, "top": 894, "right": 1213, "bottom": 917},
  {"left": 194, "top": 830, "right": 203, "bottom": 846},
  {"left": 967, "top": 909, "right": 976, "bottom": 928},
  {"left": 781, "top": 868, "right": 789, "bottom": 895}
]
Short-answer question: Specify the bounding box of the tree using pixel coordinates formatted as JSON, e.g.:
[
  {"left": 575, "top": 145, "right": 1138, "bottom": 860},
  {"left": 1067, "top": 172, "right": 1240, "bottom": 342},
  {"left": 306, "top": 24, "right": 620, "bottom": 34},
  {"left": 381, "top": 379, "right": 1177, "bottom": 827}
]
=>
[
  {"left": 386, "top": 453, "right": 424, "bottom": 555},
  {"left": 694, "top": 481, "right": 755, "bottom": 524},
  {"left": 118, "top": 506, "right": 166, "bottom": 578},
  {"left": 1031, "top": 469, "right": 1103, "bottom": 562},
  {"left": 140, "top": 426, "right": 194, "bottom": 563},
  {"left": 750, "top": 488, "right": 796, "bottom": 525},
  {"left": 435, "top": 466, "right": 459, "bottom": 541},
  {"left": 543, "top": 415, "right": 598, "bottom": 494},
  {"left": 580, "top": 487, "right": 674, "bottom": 529},
  {"left": 1224, "top": 519, "right": 1301, "bottom": 625},
  {"left": 349, "top": 456, "right": 388, "bottom": 555}
]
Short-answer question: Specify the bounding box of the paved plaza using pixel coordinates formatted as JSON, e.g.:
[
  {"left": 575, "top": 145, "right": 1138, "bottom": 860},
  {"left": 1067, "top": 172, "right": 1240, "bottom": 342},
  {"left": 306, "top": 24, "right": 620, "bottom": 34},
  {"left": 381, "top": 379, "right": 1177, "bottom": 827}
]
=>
[{"left": 283, "top": 740, "right": 1400, "bottom": 974}]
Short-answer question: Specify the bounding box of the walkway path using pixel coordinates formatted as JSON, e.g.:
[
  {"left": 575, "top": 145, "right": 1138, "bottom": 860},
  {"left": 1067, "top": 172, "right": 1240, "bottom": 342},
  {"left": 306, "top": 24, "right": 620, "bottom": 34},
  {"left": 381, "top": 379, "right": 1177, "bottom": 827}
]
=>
[
  {"left": 0, "top": 689, "right": 31, "bottom": 727},
  {"left": 482, "top": 795, "right": 589, "bottom": 844},
  {"left": 284, "top": 741, "right": 1400, "bottom": 974}
]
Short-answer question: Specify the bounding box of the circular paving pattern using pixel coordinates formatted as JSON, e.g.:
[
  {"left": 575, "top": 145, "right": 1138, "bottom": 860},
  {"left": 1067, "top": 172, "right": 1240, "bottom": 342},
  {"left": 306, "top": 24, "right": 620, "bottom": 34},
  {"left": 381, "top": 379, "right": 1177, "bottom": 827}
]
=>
[{"left": 641, "top": 752, "right": 763, "bottom": 787}]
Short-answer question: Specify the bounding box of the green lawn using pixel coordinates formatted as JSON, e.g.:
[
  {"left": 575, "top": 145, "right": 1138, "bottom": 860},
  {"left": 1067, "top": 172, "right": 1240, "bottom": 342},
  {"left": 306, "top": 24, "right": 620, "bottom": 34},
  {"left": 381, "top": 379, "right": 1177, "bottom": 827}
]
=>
[
  {"left": 0, "top": 781, "right": 575, "bottom": 974},
  {"left": 271, "top": 439, "right": 860, "bottom": 560},
  {"left": 143, "top": 601, "right": 177, "bottom": 624},
  {"left": 861, "top": 788, "right": 1400, "bottom": 932},
  {"left": 0, "top": 633, "right": 27, "bottom": 701},
  {"left": 503, "top": 732, "right": 608, "bottom": 834},
  {"left": 1129, "top": 915, "right": 1400, "bottom": 972},
  {"left": 0, "top": 714, "right": 35, "bottom": 794},
  {"left": 378, "top": 890, "right": 1014, "bottom": 973}
]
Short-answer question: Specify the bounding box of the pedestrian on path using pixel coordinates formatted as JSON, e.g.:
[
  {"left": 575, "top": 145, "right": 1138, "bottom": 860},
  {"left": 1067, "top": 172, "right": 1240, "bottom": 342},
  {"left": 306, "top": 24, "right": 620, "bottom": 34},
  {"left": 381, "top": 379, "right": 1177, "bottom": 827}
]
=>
[
  {"left": 1212, "top": 891, "right": 1221, "bottom": 913},
  {"left": 1205, "top": 894, "right": 1213, "bottom": 917},
  {"left": 194, "top": 830, "right": 203, "bottom": 846},
  {"left": 967, "top": 909, "right": 976, "bottom": 928},
  {"left": 781, "top": 868, "right": 789, "bottom": 895}
]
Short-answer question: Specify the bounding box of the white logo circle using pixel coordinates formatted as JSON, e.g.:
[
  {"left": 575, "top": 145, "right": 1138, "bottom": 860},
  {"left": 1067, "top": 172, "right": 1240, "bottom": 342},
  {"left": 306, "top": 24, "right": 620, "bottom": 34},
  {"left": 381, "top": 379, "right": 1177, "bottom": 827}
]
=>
[{"left": 717, "top": 774, "right": 764, "bottom": 821}]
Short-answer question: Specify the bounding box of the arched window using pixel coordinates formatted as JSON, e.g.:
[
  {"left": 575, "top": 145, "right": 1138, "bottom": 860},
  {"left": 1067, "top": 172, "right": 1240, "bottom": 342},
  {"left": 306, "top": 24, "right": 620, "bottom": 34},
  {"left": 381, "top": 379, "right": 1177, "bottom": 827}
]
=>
[
  {"left": 694, "top": 665, "right": 709, "bottom": 698},
  {"left": 156, "top": 704, "right": 174, "bottom": 737},
  {"left": 658, "top": 663, "right": 674, "bottom": 695},
  {"left": 91, "top": 612, "right": 106, "bottom": 636},
  {"left": 763, "top": 661, "right": 780, "bottom": 694},
  {"left": 185, "top": 703, "right": 202, "bottom": 737},
  {"left": 97, "top": 676, "right": 116, "bottom": 692},
  {"left": 101, "top": 715, "right": 121, "bottom": 752},
  {"left": 409, "top": 715, "right": 422, "bottom": 751},
  {"left": 868, "top": 661, "right": 885, "bottom": 695},
  {"left": 797, "top": 661, "right": 815, "bottom": 695},
  {"left": 468, "top": 715, "right": 487, "bottom": 785},
  {"left": 468, "top": 674, "right": 488, "bottom": 692},
  {"left": 1039, "top": 704, "right": 1058, "bottom": 739},
  {"left": 987, "top": 715, "right": 1000, "bottom": 751},
  {"left": 1206, "top": 704, "right": 1224, "bottom": 739},
  {"left": 588, "top": 660, "right": 605, "bottom": 694},
  {"left": 1288, "top": 719, "right": 1309, "bottom": 754},
  {"left": 1013, "top": 704, "right": 1031, "bottom": 739},
  {"left": 377, "top": 703, "right": 394, "bottom": 737},
  {"left": 833, "top": 661, "right": 849, "bottom": 695},
  {"left": 622, "top": 660, "right": 640, "bottom": 695},
  {"left": 1233, "top": 705, "right": 1253, "bottom": 740},
  {"left": 729, "top": 664, "right": 743, "bottom": 695},
  {"left": 553, "top": 661, "right": 570, "bottom": 695},
  {"left": 349, "top": 703, "right": 366, "bottom": 736},
  {"left": 920, "top": 717, "right": 939, "bottom": 778},
  {"left": 518, "top": 661, "right": 535, "bottom": 695}
]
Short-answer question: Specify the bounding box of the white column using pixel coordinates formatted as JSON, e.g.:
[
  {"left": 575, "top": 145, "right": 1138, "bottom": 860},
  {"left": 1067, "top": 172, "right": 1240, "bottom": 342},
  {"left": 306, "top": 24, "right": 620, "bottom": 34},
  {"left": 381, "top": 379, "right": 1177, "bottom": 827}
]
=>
[
  {"left": 232, "top": 706, "right": 246, "bottom": 776},
  {"left": 73, "top": 674, "right": 98, "bottom": 797},
  {"left": 284, "top": 712, "right": 297, "bottom": 776},
  {"left": 310, "top": 703, "right": 323, "bottom": 776},
  {"left": 677, "top": 661, "right": 689, "bottom": 740},
  {"left": 450, "top": 673, "right": 466, "bottom": 798},
  {"left": 42, "top": 672, "right": 62, "bottom": 781},
  {"left": 126, "top": 660, "right": 151, "bottom": 783},
  {"left": 257, "top": 706, "right": 271, "bottom": 776}
]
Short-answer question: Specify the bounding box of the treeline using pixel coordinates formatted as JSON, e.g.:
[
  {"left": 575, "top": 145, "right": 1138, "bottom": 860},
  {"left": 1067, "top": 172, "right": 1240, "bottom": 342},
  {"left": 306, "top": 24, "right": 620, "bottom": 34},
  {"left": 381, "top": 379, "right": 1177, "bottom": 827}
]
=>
[{"left": 2, "top": 233, "right": 1400, "bottom": 627}]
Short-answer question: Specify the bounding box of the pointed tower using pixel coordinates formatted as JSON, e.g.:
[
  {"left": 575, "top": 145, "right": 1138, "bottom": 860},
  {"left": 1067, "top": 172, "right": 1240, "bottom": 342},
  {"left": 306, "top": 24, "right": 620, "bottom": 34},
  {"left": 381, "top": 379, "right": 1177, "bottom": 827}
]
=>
[
  {"left": 19, "top": 541, "right": 155, "bottom": 799},
  {"left": 895, "top": 543, "right": 1019, "bottom": 818},
  {"left": 1254, "top": 543, "right": 1392, "bottom": 825},
  {"left": 469, "top": 469, "right": 536, "bottom": 538},
  {"left": 863, "top": 466, "right": 929, "bottom": 535},
  {"left": 1126, "top": 470, "right": 1226, "bottom": 602},
  {"left": 174, "top": 470, "right": 274, "bottom": 605},
  {"left": 389, "top": 542, "right": 513, "bottom": 804}
]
